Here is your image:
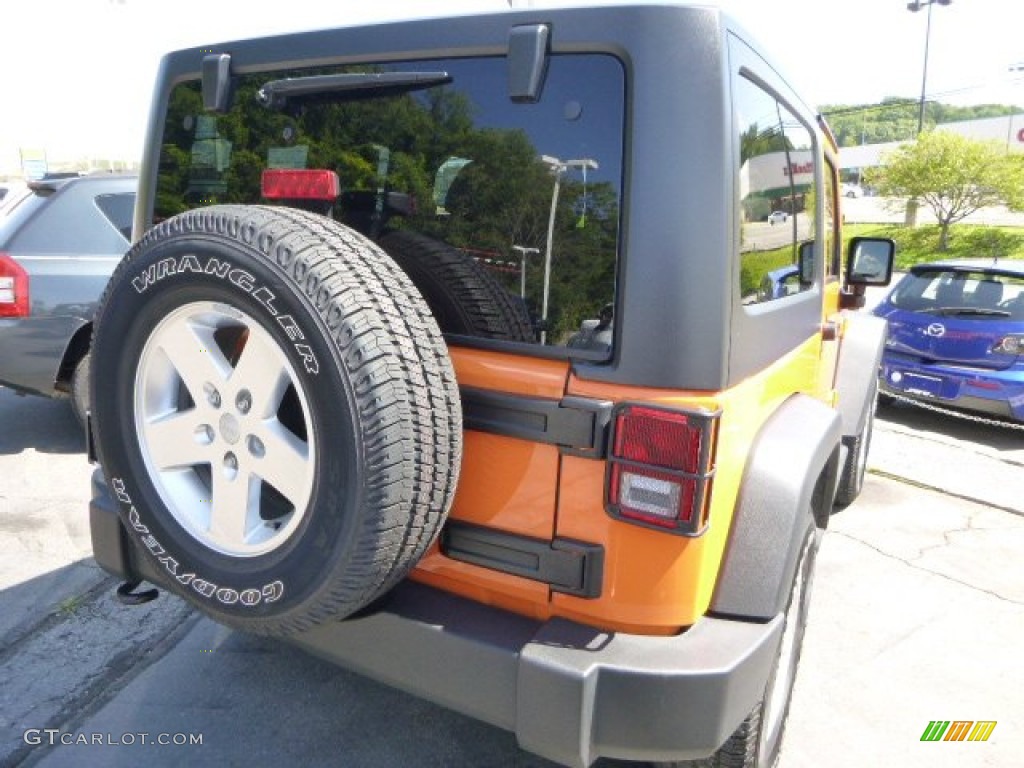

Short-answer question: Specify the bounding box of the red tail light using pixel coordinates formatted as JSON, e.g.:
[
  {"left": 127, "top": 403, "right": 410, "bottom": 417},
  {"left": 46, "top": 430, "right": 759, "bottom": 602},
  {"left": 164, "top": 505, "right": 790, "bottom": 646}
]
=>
[
  {"left": 261, "top": 169, "right": 340, "bottom": 201},
  {"left": 0, "top": 253, "right": 29, "bottom": 318},
  {"left": 606, "top": 404, "right": 718, "bottom": 535}
]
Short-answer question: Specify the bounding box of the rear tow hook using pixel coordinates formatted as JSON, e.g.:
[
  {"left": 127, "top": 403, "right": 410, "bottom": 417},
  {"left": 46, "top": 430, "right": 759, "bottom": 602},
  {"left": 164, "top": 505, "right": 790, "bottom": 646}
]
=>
[{"left": 116, "top": 580, "right": 160, "bottom": 606}]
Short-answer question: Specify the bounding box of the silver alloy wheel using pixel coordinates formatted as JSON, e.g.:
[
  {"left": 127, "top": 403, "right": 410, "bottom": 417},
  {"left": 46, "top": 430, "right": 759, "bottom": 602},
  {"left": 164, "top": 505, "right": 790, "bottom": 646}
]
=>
[
  {"left": 759, "top": 536, "right": 810, "bottom": 760},
  {"left": 134, "top": 301, "right": 316, "bottom": 557}
]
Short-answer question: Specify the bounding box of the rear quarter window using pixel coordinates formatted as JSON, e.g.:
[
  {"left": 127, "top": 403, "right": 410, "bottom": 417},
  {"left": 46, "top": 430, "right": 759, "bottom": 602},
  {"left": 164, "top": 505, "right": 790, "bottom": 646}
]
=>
[{"left": 8, "top": 183, "right": 134, "bottom": 255}]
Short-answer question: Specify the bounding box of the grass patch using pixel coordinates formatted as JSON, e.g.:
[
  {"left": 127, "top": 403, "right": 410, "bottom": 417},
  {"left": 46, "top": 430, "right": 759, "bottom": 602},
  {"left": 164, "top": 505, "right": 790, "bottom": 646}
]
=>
[
  {"left": 843, "top": 223, "right": 1024, "bottom": 269},
  {"left": 740, "top": 246, "right": 794, "bottom": 296},
  {"left": 57, "top": 594, "right": 86, "bottom": 616},
  {"left": 738, "top": 222, "right": 1024, "bottom": 294}
]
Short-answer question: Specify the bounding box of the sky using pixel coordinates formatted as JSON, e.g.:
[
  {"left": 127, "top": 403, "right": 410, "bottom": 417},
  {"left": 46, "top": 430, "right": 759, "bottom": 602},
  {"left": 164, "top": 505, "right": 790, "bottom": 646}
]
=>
[{"left": 1, "top": 0, "right": 1021, "bottom": 172}]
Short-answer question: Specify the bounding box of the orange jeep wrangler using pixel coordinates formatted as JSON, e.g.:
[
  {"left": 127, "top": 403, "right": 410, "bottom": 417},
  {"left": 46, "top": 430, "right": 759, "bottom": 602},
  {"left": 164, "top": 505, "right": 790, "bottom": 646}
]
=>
[{"left": 87, "top": 4, "right": 895, "bottom": 766}]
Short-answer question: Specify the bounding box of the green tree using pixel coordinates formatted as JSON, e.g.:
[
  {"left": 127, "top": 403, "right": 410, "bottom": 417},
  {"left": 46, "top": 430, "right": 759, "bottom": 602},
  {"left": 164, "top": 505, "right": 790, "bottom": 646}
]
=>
[
  {"left": 865, "top": 132, "right": 1024, "bottom": 251},
  {"left": 739, "top": 123, "right": 792, "bottom": 164}
]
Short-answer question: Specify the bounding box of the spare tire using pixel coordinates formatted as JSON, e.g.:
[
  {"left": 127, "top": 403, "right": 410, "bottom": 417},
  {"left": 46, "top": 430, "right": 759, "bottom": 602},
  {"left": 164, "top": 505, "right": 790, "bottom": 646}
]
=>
[
  {"left": 378, "top": 229, "right": 535, "bottom": 342},
  {"left": 90, "top": 205, "right": 462, "bottom": 636}
]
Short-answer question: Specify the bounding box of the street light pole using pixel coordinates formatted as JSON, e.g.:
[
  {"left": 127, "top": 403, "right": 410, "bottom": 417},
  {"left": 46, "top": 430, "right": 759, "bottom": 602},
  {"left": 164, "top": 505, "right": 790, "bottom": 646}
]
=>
[
  {"left": 914, "top": 1, "right": 933, "bottom": 135},
  {"left": 541, "top": 169, "right": 562, "bottom": 344},
  {"left": 1008, "top": 63, "right": 1024, "bottom": 153},
  {"left": 539, "top": 155, "right": 598, "bottom": 344},
  {"left": 905, "top": 0, "right": 951, "bottom": 226},
  {"left": 908, "top": 0, "right": 951, "bottom": 134},
  {"left": 512, "top": 245, "right": 539, "bottom": 299}
]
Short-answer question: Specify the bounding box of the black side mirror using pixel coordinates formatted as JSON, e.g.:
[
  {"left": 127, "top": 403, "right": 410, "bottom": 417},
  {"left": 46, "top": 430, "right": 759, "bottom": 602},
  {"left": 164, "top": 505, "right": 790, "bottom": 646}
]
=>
[{"left": 846, "top": 237, "right": 895, "bottom": 286}]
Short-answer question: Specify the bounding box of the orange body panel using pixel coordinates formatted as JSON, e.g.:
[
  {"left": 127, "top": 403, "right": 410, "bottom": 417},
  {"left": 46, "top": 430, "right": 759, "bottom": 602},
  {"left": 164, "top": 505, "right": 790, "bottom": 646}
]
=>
[
  {"left": 411, "top": 347, "right": 569, "bottom": 618},
  {"left": 447, "top": 346, "right": 568, "bottom": 397},
  {"left": 414, "top": 334, "right": 829, "bottom": 635},
  {"left": 818, "top": 279, "right": 844, "bottom": 405}
]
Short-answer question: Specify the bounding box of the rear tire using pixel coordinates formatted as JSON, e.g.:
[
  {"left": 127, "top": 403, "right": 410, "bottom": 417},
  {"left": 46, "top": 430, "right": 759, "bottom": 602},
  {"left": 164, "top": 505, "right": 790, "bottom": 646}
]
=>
[
  {"left": 658, "top": 526, "right": 818, "bottom": 768},
  {"left": 834, "top": 380, "right": 877, "bottom": 508},
  {"left": 71, "top": 352, "right": 91, "bottom": 428},
  {"left": 90, "top": 205, "right": 462, "bottom": 636}
]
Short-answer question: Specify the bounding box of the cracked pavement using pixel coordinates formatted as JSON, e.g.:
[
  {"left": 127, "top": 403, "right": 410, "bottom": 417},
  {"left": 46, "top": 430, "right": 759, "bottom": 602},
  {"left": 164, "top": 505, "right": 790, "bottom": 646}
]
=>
[
  {"left": 784, "top": 473, "right": 1024, "bottom": 768},
  {"left": 782, "top": 405, "right": 1024, "bottom": 768}
]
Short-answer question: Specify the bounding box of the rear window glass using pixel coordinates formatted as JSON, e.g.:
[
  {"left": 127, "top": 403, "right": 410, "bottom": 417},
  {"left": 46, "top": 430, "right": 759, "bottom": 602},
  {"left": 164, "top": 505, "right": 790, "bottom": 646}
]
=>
[
  {"left": 155, "top": 54, "right": 625, "bottom": 355},
  {"left": 8, "top": 184, "right": 134, "bottom": 255},
  {"left": 0, "top": 189, "right": 44, "bottom": 236},
  {"left": 890, "top": 269, "right": 1024, "bottom": 318},
  {"left": 95, "top": 192, "right": 136, "bottom": 241}
]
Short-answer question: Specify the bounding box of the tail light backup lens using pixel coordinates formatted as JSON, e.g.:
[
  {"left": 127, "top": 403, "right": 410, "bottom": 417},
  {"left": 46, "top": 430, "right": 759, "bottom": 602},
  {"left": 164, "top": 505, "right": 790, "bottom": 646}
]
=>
[
  {"left": 606, "top": 404, "right": 718, "bottom": 535},
  {"left": 0, "top": 253, "right": 29, "bottom": 318}
]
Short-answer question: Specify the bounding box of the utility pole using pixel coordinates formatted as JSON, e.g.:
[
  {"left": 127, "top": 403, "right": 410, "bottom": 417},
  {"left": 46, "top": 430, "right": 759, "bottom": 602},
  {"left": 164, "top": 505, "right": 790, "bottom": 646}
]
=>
[{"left": 905, "top": 0, "right": 952, "bottom": 226}]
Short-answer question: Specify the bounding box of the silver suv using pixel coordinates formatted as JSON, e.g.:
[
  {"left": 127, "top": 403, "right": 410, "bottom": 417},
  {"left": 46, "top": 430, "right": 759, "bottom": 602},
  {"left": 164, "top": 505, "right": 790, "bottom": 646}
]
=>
[{"left": 0, "top": 173, "right": 136, "bottom": 423}]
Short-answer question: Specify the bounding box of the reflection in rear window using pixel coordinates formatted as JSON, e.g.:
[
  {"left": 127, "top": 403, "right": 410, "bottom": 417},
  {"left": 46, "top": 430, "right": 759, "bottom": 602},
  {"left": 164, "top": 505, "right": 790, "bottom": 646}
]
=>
[{"left": 156, "top": 55, "right": 625, "bottom": 355}]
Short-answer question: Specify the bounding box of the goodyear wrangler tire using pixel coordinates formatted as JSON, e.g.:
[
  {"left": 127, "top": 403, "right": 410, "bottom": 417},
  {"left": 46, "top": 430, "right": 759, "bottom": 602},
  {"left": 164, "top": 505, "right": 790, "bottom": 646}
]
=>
[
  {"left": 378, "top": 230, "right": 535, "bottom": 342},
  {"left": 90, "top": 205, "right": 462, "bottom": 636}
]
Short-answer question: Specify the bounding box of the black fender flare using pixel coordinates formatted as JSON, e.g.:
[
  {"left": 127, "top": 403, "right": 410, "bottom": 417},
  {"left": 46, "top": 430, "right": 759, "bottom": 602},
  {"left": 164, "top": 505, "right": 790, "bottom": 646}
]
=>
[
  {"left": 709, "top": 394, "right": 841, "bottom": 621},
  {"left": 835, "top": 312, "right": 887, "bottom": 439}
]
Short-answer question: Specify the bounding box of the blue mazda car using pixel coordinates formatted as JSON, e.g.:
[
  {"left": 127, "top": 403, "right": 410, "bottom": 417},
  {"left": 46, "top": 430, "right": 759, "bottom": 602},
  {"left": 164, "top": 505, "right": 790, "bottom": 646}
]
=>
[{"left": 871, "top": 259, "right": 1024, "bottom": 422}]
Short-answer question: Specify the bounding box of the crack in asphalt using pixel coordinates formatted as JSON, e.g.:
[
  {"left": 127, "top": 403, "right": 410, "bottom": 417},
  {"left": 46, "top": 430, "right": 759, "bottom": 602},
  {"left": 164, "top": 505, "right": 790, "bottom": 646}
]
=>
[
  {"left": 911, "top": 512, "right": 979, "bottom": 561},
  {"left": 829, "top": 529, "right": 1024, "bottom": 608}
]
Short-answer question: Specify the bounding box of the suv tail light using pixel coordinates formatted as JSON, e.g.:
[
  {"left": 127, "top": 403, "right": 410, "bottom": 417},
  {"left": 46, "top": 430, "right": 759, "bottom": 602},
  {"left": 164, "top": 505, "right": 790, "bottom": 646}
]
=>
[
  {"left": 606, "top": 404, "right": 718, "bottom": 535},
  {"left": 261, "top": 169, "right": 341, "bottom": 201},
  {"left": 0, "top": 253, "right": 29, "bottom": 318}
]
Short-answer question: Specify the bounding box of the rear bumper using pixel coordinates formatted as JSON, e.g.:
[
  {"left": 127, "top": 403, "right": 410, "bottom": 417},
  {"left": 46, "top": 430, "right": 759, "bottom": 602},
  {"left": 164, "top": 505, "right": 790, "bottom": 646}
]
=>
[
  {"left": 879, "top": 356, "right": 1024, "bottom": 421},
  {"left": 90, "top": 469, "right": 781, "bottom": 767}
]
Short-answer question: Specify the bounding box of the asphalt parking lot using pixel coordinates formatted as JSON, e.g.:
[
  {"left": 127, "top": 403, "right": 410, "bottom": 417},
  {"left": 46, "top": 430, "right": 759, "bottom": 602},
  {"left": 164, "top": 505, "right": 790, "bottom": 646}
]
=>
[{"left": 1, "top": 386, "right": 1022, "bottom": 768}]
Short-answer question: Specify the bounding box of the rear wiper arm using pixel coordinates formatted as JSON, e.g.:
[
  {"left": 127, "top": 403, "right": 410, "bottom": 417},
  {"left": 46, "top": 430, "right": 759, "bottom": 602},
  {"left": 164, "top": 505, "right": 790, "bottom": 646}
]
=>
[{"left": 256, "top": 71, "right": 451, "bottom": 110}]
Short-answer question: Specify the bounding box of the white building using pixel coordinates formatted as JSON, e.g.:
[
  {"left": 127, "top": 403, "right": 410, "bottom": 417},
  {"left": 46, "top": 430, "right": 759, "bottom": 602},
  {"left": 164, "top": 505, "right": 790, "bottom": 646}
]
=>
[{"left": 935, "top": 113, "right": 1024, "bottom": 153}]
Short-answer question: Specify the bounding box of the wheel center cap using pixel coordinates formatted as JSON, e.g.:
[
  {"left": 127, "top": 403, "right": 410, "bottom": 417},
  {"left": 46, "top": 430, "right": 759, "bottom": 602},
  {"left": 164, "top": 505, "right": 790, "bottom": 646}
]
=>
[{"left": 219, "top": 413, "right": 242, "bottom": 445}]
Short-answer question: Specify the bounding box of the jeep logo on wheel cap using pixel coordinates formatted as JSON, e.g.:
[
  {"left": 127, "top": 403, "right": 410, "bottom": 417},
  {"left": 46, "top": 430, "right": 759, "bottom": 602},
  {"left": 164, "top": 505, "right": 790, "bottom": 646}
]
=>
[{"left": 925, "top": 323, "right": 946, "bottom": 338}]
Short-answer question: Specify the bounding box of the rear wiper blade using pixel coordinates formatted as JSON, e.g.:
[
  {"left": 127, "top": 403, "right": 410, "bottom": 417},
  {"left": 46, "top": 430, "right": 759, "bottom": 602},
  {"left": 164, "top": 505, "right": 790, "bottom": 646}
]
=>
[
  {"left": 926, "top": 306, "right": 1011, "bottom": 317},
  {"left": 257, "top": 72, "right": 452, "bottom": 110}
]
